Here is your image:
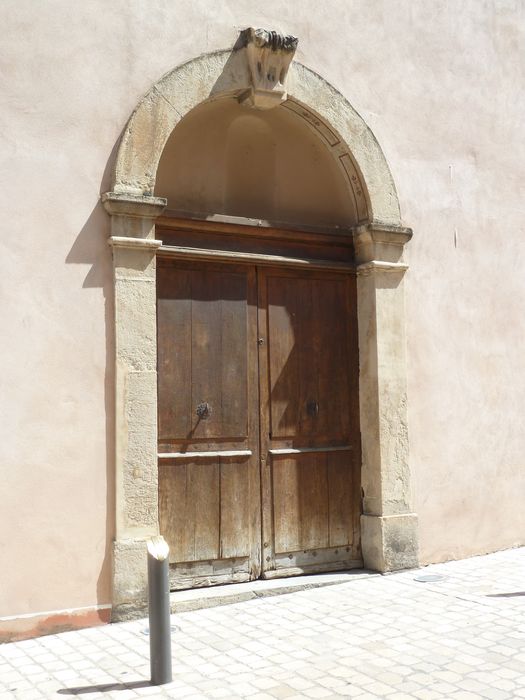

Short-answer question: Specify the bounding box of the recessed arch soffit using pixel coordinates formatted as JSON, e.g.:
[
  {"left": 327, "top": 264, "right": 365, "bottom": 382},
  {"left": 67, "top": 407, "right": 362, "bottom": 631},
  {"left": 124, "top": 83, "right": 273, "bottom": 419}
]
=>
[
  {"left": 281, "top": 99, "right": 369, "bottom": 224},
  {"left": 112, "top": 46, "right": 401, "bottom": 226}
]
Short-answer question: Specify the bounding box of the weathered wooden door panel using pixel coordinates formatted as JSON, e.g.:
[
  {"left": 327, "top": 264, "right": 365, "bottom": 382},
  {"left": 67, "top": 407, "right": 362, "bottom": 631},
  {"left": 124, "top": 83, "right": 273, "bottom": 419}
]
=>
[
  {"left": 157, "top": 256, "right": 361, "bottom": 590},
  {"left": 266, "top": 275, "right": 352, "bottom": 440},
  {"left": 272, "top": 450, "right": 356, "bottom": 553},
  {"left": 159, "top": 459, "right": 220, "bottom": 562},
  {"left": 258, "top": 268, "right": 361, "bottom": 578},
  {"left": 272, "top": 452, "right": 329, "bottom": 552},
  {"left": 157, "top": 260, "right": 260, "bottom": 589},
  {"left": 158, "top": 267, "right": 248, "bottom": 442}
]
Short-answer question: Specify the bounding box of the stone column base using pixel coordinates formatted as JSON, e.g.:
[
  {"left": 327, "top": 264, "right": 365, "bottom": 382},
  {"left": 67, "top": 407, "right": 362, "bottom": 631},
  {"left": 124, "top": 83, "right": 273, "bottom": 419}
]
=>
[
  {"left": 112, "top": 539, "right": 150, "bottom": 622},
  {"left": 361, "top": 513, "right": 419, "bottom": 572}
]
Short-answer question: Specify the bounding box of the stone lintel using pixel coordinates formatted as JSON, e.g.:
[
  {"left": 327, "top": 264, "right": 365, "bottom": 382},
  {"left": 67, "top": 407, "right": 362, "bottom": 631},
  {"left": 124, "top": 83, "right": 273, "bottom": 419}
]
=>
[{"left": 361, "top": 513, "right": 419, "bottom": 572}]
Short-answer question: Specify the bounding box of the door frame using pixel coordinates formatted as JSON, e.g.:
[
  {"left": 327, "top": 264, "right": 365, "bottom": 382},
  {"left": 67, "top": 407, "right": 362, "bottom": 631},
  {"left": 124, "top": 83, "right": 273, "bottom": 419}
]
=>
[
  {"left": 102, "top": 49, "right": 419, "bottom": 621},
  {"left": 156, "top": 255, "right": 363, "bottom": 588}
]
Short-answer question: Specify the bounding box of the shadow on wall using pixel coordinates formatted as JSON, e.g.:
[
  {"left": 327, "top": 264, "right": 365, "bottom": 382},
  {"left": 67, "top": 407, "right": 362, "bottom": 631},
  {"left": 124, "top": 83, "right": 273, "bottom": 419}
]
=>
[{"left": 63, "top": 135, "right": 121, "bottom": 613}]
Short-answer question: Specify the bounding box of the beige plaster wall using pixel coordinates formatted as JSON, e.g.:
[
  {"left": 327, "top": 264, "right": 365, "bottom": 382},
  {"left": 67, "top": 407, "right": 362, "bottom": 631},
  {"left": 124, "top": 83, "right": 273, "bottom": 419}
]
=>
[{"left": 1, "top": 0, "right": 524, "bottom": 621}]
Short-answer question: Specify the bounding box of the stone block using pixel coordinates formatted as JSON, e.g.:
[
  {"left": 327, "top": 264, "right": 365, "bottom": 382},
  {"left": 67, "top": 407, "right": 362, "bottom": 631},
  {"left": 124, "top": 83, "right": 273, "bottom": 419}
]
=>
[{"left": 361, "top": 513, "right": 419, "bottom": 572}]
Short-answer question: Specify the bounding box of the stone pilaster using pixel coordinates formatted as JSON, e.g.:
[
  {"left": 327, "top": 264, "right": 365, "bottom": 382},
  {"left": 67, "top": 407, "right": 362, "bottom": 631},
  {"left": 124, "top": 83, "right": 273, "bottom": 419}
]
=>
[
  {"left": 354, "top": 223, "right": 419, "bottom": 572},
  {"left": 102, "top": 192, "right": 166, "bottom": 620}
]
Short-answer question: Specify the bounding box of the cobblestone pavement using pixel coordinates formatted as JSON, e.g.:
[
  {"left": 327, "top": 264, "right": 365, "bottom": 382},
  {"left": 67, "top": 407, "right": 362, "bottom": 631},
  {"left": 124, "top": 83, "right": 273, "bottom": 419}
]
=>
[{"left": 1, "top": 548, "right": 524, "bottom": 699}]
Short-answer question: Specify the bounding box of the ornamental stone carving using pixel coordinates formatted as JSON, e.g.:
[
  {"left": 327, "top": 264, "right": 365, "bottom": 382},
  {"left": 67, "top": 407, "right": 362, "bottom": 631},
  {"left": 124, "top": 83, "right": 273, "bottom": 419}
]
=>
[{"left": 238, "top": 27, "right": 298, "bottom": 110}]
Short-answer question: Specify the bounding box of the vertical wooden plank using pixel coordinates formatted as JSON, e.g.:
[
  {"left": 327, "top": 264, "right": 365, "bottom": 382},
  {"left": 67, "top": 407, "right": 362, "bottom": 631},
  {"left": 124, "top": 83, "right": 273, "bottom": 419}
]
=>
[
  {"left": 159, "top": 462, "right": 189, "bottom": 563},
  {"left": 219, "top": 457, "right": 251, "bottom": 558},
  {"left": 159, "top": 462, "right": 172, "bottom": 559},
  {"left": 258, "top": 269, "right": 276, "bottom": 572},
  {"left": 347, "top": 272, "right": 361, "bottom": 439},
  {"left": 327, "top": 451, "right": 354, "bottom": 547},
  {"left": 220, "top": 273, "right": 248, "bottom": 437},
  {"left": 298, "top": 452, "right": 329, "bottom": 550},
  {"left": 272, "top": 456, "right": 300, "bottom": 553},
  {"left": 157, "top": 267, "right": 192, "bottom": 439},
  {"left": 246, "top": 266, "right": 262, "bottom": 580},
  {"left": 297, "top": 277, "right": 319, "bottom": 437},
  {"left": 313, "top": 277, "right": 351, "bottom": 438},
  {"left": 267, "top": 275, "right": 301, "bottom": 438},
  {"left": 191, "top": 270, "right": 222, "bottom": 439},
  {"left": 191, "top": 460, "right": 220, "bottom": 559}
]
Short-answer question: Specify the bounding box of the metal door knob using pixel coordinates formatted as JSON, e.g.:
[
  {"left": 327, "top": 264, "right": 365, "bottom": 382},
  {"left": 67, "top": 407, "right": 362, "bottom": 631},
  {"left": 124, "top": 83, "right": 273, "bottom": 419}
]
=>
[
  {"left": 307, "top": 399, "right": 319, "bottom": 417},
  {"left": 196, "top": 402, "right": 212, "bottom": 419}
]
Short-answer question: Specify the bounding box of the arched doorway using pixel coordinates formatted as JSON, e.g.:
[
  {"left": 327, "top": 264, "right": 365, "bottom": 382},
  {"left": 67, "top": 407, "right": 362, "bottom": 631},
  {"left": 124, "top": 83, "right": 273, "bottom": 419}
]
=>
[
  {"left": 154, "top": 98, "right": 362, "bottom": 588},
  {"left": 102, "top": 42, "right": 419, "bottom": 620}
]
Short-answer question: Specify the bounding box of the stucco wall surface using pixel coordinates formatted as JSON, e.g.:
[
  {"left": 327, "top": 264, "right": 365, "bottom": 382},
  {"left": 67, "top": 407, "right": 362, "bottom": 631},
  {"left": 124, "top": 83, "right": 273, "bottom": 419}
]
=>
[{"left": 1, "top": 0, "right": 524, "bottom": 621}]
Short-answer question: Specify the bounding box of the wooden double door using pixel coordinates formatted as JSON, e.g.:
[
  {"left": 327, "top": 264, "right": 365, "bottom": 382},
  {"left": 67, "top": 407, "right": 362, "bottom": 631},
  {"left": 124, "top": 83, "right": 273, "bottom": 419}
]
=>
[{"left": 157, "top": 259, "right": 361, "bottom": 589}]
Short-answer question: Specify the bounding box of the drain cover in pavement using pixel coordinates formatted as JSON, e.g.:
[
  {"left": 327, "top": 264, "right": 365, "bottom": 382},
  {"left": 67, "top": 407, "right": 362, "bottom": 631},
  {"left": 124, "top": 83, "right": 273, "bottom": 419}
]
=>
[
  {"left": 414, "top": 574, "right": 446, "bottom": 583},
  {"left": 142, "top": 625, "right": 179, "bottom": 635}
]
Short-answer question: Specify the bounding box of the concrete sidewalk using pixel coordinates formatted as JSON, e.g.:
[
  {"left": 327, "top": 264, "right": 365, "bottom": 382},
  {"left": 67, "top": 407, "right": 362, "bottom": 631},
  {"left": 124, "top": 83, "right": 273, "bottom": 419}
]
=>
[{"left": 1, "top": 547, "right": 524, "bottom": 699}]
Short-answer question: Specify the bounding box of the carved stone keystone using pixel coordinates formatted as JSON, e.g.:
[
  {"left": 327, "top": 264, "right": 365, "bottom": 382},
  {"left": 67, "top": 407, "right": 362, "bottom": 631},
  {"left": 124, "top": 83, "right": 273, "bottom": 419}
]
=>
[{"left": 238, "top": 27, "right": 298, "bottom": 110}]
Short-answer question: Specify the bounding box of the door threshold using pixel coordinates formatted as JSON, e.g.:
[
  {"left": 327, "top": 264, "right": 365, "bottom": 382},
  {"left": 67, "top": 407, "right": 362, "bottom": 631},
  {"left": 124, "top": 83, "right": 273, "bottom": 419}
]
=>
[{"left": 169, "top": 569, "right": 378, "bottom": 614}]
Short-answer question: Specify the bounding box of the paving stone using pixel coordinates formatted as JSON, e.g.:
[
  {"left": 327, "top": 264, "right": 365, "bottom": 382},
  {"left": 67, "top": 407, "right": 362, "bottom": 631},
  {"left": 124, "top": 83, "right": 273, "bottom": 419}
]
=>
[
  {"left": 411, "top": 689, "right": 443, "bottom": 700},
  {"left": 427, "top": 680, "right": 459, "bottom": 694},
  {"left": 286, "top": 675, "right": 315, "bottom": 691},
  {"left": 231, "top": 681, "right": 261, "bottom": 695},
  {"left": 9, "top": 690, "right": 44, "bottom": 700},
  {"left": 491, "top": 678, "right": 518, "bottom": 691},
  {"left": 316, "top": 675, "right": 349, "bottom": 690},
  {"left": 268, "top": 685, "right": 298, "bottom": 699},
  {"left": 393, "top": 681, "right": 425, "bottom": 693},
  {"left": 252, "top": 677, "right": 280, "bottom": 691},
  {"left": 495, "top": 667, "right": 523, "bottom": 680},
  {"left": 292, "top": 688, "right": 329, "bottom": 698},
  {"left": 479, "top": 690, "right": 513, "bottom": 700}
]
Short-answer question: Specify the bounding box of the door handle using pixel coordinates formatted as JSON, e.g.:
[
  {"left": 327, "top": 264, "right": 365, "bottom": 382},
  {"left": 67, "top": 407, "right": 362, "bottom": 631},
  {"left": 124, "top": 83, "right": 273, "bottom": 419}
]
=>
[
  {"left": 196, "top": 402, "right": 212, "bottom": 420},
  {"left": 306, "top": 399, "right": 319, "bottom": 417}
]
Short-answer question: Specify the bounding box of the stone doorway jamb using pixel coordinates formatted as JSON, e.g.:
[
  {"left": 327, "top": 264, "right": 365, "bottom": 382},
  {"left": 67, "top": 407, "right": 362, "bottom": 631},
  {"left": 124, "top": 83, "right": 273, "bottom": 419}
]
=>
[
  {"left": 354, "top": 223, "right": 418, "bottom": 571},
  {"left": 102, "top": 192, "right": 166, "bottom": 620}
]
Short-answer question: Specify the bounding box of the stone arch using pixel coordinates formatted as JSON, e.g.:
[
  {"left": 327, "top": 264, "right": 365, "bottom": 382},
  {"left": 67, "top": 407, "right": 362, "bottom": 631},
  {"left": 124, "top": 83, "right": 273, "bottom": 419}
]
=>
[
  {"left": 111, "top": 51, "right": 400, "bottom": 227},
  {"left": 102, "top": 46, "right": 419, "bottom": 621}
]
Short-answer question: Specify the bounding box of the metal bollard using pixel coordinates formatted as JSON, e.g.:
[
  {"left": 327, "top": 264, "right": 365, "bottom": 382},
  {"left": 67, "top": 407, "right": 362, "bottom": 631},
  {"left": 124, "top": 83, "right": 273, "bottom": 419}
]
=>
[{"left": 147, "top": 536, "right": 173, "bottom": 685}]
